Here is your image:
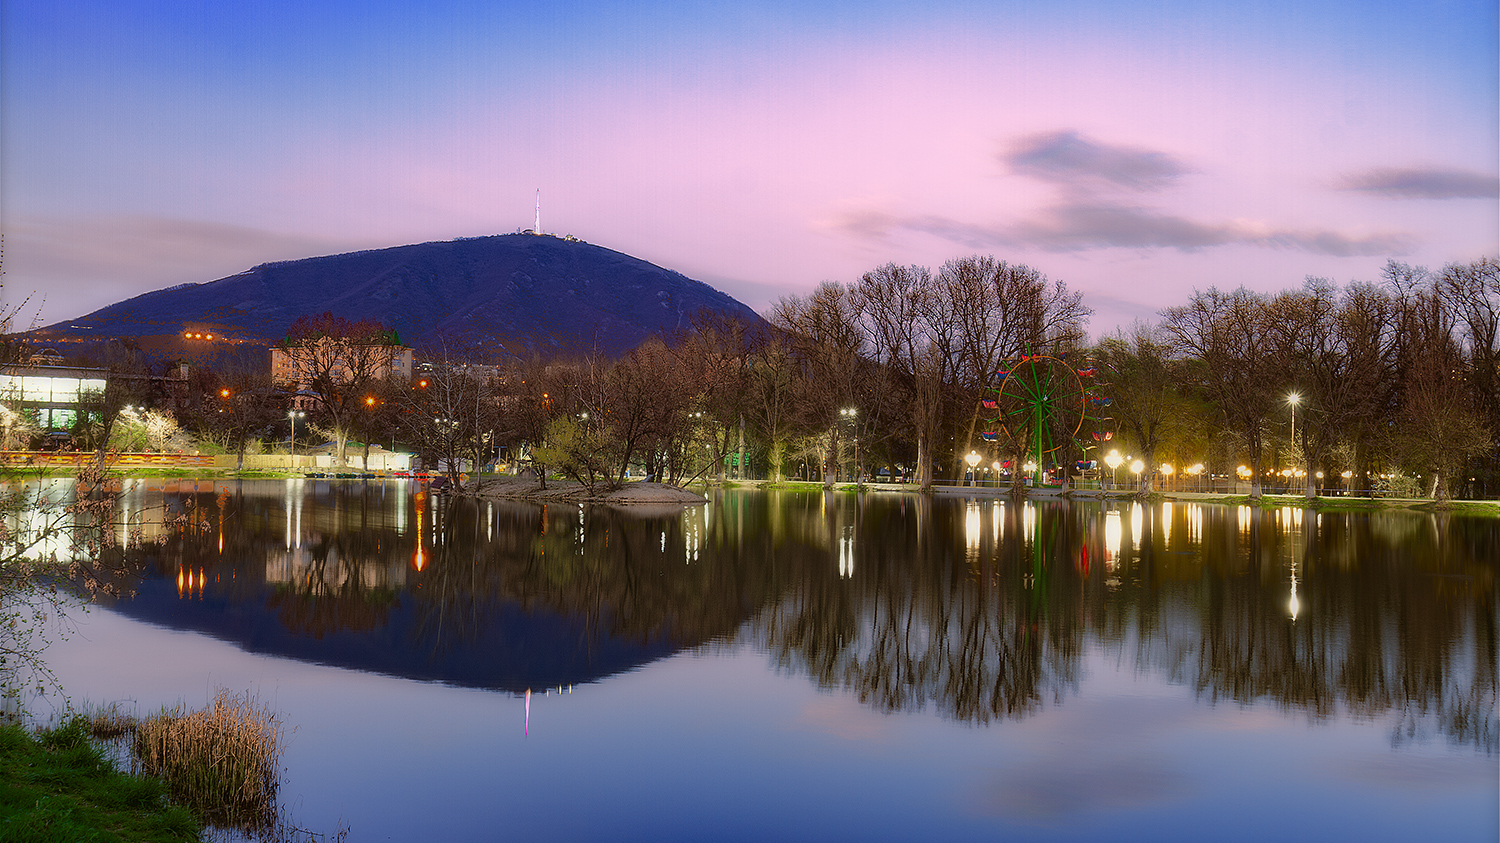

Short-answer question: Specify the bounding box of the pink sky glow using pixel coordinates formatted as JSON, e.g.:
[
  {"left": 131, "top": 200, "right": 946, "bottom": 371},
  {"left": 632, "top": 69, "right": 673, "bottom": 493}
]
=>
[{"left": 3, "top": 0, "right": 1495, "bottom": 338}]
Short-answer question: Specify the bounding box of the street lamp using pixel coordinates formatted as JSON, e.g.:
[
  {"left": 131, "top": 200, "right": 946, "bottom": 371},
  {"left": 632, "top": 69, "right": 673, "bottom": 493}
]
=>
[
  {"left": 1159, "top": 463, "right": 1174, "bottom": 492},
  {"left": 840, "top": 408, "right": 858, "bottom": 482},
  {"left": 1287, "top": 392, "right": 1301, "bottom": 474},
  {"left": 1104, "top": 449, "right": 1123, "bottom": 489},
  {"left": 1129, "top": 458, "right": 1144, "bottom": 490},
  {"left": 1186, "top": 463, "right": 1204, "bottom": 492},
  {"left": 287, "top": 409, "right": 305, "bottom": 458},
  {"left": 965, "top": 450, "right": 981, "bottom": 486}
]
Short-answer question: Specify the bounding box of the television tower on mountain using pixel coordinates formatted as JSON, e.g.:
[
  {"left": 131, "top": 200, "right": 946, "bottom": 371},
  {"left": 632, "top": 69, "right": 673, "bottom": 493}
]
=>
[{"left": 534, "top": 190, "right": 541, "bottom": 235}]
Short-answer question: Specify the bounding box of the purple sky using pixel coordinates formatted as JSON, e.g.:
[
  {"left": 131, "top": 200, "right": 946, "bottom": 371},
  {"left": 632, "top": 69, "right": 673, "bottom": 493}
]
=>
[{"left": 4, "top": 0, "right": 1496, "bottom": 337}]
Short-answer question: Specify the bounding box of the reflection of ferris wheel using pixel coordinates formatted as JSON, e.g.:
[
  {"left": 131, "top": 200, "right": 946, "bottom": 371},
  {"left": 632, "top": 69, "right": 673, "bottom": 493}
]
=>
[{"left": 979, "top": 352, "right": 1110, "bottom": 476}]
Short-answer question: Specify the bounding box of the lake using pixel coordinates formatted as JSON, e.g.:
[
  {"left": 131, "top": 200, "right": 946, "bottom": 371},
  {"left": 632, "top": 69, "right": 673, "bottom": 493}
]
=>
[{"left": 37, "top": 479, "right": 1499, "bottom": 841}]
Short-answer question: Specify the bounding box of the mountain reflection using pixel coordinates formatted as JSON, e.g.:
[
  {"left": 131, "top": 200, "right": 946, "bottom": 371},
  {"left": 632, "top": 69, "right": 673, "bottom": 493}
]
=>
[{"left": 101, "top": 480, "right": 1494, "bottom": 751}]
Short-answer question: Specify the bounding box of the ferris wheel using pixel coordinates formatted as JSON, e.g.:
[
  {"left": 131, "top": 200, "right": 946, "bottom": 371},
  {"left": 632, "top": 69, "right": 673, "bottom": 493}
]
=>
[{"left": 979, "top": 352, "right": 1111, "bottom": 480}]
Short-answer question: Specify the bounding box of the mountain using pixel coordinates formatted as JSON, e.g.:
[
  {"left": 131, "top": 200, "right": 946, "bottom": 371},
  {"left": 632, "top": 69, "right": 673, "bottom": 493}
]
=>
[{"left": 33, "top": 234, "right": 765, "bottom": 361}]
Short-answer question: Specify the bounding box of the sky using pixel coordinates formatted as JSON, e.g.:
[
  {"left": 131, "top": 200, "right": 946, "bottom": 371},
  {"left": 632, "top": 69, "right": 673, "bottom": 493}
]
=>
[{"left": 3, "top": 0, "right": 1496, "bottom": 337}]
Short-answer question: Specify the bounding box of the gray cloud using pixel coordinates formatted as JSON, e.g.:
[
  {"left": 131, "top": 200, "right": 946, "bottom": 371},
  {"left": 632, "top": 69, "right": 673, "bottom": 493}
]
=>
[
  {"left": 1336, "top": 166, "right": 1499, "bottom": 199},
  {"left": 840, "top": 202, "right": 1414, "bottom": 257},
  {"left": 835, "top": 129, "right": 1419, "bottom": 260},
  {"left": 1004, "top": 130, "right": 1192, "bottom": 192},
  {"left": 4, "top": 215, "right": 355, "bottom": 323}
]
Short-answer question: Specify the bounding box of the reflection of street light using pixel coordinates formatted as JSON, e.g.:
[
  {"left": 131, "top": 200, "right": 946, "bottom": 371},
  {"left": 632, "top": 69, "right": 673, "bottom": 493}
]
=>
[
  {"left": 965, "top": 450, "right": 981, "bottom": 486},
  {"left": 1288, "top": 560, "right": 1301, "bottom": 621},
  {"left": 1104, "top": 449, "right": 1123, "bottom": 489}
]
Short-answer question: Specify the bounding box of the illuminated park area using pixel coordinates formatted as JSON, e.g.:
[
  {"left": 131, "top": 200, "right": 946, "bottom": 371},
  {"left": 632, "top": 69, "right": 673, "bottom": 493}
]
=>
[{"left": 27, "top": 480, "right": 1497, "bottom": 841}]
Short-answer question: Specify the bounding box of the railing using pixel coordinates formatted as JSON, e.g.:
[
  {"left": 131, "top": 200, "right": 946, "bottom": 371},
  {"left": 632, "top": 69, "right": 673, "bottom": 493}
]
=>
[{"left": 0, "top": 451, "right": 217, "bottom": 467}]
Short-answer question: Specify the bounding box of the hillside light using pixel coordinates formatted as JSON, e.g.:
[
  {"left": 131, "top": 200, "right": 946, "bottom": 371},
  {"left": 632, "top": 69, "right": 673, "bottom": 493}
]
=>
[{"left": 220, "top": 388, "right": 231, "bottom": 399}]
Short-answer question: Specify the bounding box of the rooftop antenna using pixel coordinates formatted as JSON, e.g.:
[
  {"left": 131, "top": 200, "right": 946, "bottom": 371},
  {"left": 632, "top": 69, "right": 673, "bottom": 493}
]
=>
[{"left": 534, "top": 189, "right": 541, "bottom": 235}]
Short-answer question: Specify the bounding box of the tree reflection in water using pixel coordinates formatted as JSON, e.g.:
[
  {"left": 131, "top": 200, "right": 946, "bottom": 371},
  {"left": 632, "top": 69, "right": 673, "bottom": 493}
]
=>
[{"left": 106, "top": 481, "right": 1494, "bottom": 752}]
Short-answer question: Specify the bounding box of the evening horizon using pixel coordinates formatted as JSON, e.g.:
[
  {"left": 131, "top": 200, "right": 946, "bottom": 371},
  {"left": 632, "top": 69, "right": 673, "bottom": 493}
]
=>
[{"left": 3, "top": 0, "right": 1495, "bottom": 338}]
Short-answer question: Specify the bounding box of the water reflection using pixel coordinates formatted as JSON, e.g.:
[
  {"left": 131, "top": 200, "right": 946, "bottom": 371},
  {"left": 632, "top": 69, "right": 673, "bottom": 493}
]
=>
[{"left": 91, "top": 481, "right": 1495, "bottom": 752}]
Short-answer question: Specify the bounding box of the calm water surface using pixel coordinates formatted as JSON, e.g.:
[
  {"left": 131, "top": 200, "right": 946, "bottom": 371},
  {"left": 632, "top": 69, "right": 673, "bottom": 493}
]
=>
[{"left": 42, "top": 480, "right": 1498, "bottom": 841}]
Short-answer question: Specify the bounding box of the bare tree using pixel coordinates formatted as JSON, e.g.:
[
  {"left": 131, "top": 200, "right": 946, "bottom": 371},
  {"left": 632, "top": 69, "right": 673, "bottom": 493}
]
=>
[
  {"left": 1386, "top": 278, "right": 1491, "bottom": 500},
  {"left": 278, "top": 313, "right": 402, "bottom": 466},
  {"left": 772, "top": 283, "right": 865, "bottom": 487},
  {"left": 1162, "top": 288, "right": 1280, "bottom": 498},
  {"left": 1095, "top": 322, "right": 1181, "bottom": 496},
  {"left": 1438, "top": 257, "right": 1500, "bottom": 497}
]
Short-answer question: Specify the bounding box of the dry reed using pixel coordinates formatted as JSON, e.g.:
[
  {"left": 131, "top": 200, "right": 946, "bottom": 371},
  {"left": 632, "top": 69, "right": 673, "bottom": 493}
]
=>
[
  {"left": 85, "top": 702, "right": 139, "bottom": 740},
  {"left": 131, "top": 689, "right": 283, "bottom": 832}
]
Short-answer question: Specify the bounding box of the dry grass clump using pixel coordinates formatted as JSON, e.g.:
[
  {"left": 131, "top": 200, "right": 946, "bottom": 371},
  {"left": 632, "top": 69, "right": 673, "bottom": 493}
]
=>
[{"left": 131, "top": 690, "right": 283, "bottom": 833}]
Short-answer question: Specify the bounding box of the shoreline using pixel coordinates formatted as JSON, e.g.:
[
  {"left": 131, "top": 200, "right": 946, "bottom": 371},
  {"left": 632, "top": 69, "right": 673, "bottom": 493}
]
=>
[{"left": 2, "top": 466, "right": 1493, "bottom": 514}]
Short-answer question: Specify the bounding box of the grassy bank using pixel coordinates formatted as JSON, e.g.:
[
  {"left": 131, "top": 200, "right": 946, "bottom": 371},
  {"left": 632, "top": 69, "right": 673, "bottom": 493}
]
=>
[{"left": 0, "top": 717, "right": 201, "bottom": 842}]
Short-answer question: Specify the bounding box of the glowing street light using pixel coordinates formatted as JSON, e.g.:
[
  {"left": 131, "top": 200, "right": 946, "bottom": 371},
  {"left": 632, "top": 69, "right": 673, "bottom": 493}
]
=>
[
  {"left": 1287, "top": 392, "right": 1301, "bottom": 475},
  {"left": 1129, "top": 458, "right": 1144, "bottom": 489},
  {"left": 840, "top": 408, "right": 859, "bottom": 481},
  {"left": 1186, "top": 463, "right": 1204, "bottom": 492},
  {"left": 965, "top": 450, "right": 981, "bottom": 486},
  {"left": 287, "top": 409, "right": 305, "bottom": 458},
  {"left": 1104, "top": 449, "right": 1124, "bottom": 489}
]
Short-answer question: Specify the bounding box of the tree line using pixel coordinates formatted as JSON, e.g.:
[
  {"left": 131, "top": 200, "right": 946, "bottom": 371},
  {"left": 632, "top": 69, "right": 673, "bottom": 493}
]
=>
[{"left": 8, "top": 255, "right": 1495, "bottom": 500}]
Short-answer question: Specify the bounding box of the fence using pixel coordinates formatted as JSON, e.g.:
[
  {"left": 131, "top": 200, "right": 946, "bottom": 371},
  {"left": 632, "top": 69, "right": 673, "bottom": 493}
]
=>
[
  {"left": 0, "top": 451, "right": 412, "bottom": 472},
  {"left": 0, "top": 450, "right": 216, "bottom": 467}
]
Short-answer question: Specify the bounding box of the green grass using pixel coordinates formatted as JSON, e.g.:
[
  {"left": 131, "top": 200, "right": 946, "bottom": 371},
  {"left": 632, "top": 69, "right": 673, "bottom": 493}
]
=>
[{"left": 0, "top": 717, "right": 201, "bottom": 842}]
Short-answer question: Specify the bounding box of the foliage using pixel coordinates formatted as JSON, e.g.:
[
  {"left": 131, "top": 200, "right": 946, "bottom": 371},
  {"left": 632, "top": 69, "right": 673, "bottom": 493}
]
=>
[{"left": 532, "top": 416, "right": 616, "bottom": 494}]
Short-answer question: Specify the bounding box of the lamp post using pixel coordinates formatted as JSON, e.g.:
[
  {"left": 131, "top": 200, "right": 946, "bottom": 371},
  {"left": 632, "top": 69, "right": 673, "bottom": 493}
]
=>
[
  {"left": 1186, "top": 463, "right": 1204, "bottom": 492},
  {"left": 1287, "top": 392, "right": 1300, "bottom": 477},
  {"left": 1104, "top": 449, "right": 1123, "bottom": 490},
  {"left": 965, "top": 450, "right": 981, "bottom": 486},
  {"left": 840, "top": 407, "right": 858, "bottom": 482},
  {"left": 1129, "top": 458, "right": 1144, "bottom": 491},
  {"left": 287, "top": 409, "right": 304, "bottom": 462}
]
